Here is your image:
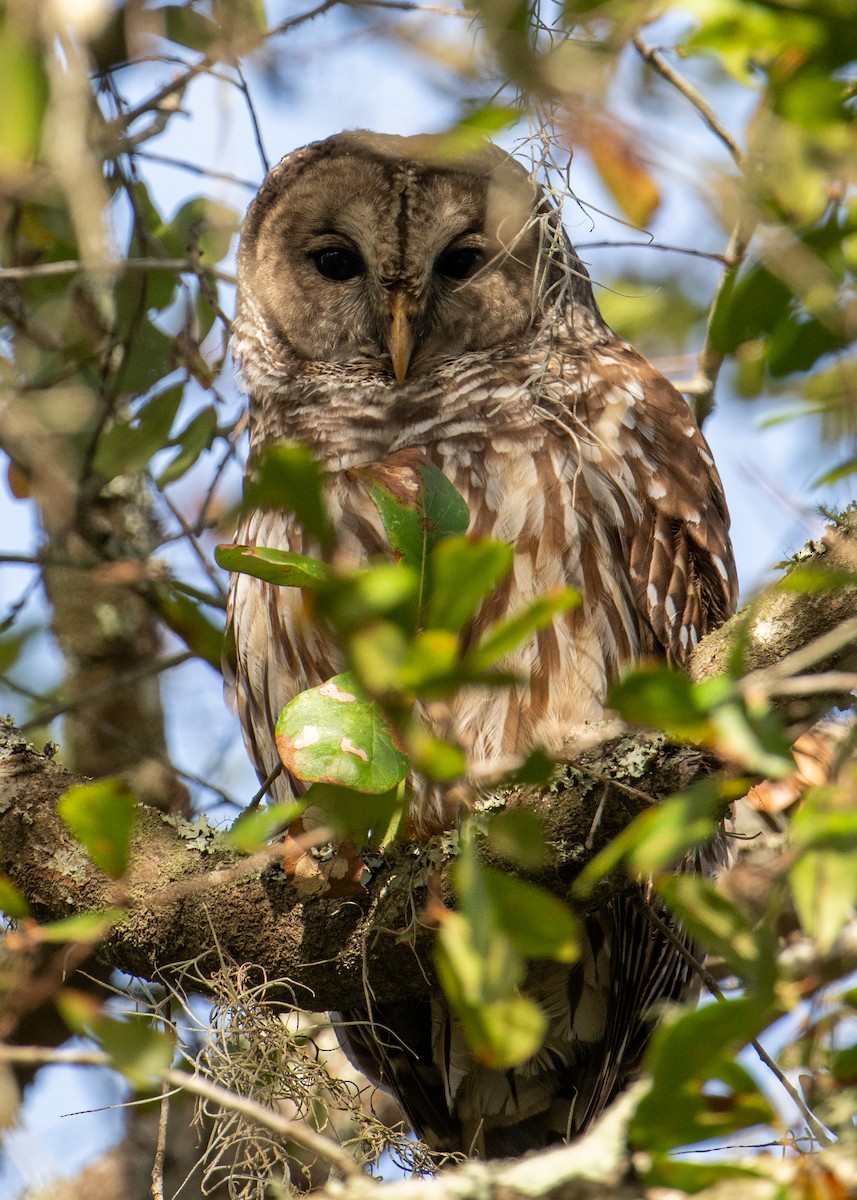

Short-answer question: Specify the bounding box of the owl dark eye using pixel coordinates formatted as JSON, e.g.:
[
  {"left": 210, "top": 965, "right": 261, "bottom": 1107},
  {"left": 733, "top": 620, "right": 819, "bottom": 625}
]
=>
[
  {"left": 311, "top": 247, "right": 365, "bottom": 281},
  {"left": 435, "top": 247, "right": 485, "bottom": 281}
]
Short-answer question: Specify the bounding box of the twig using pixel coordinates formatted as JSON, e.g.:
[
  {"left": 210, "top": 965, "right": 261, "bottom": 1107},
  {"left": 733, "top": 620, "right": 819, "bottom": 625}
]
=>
[
  {"left": 17, "top": 652, "right": 194, "bottom": 733},
  {"left": 751, "top": 671, "right": 857, "bottom": 699},
  {"left": 0, "top": 1043, "right": 363, "bottom": 1179},
  {"left": 636, "top": 896, "right": 834, "bottom": 1149},
  {"left": 134, "top": 149, "right": 258, "bottom": 190},
  {"left": 740, "top": 616, "right": 857, "bottom": 692},
  {"left": 0, "top": 258, "right": 236, "bottom": 285},
  {"left": 631, "top": 33, "right": 745, "bottom": 170},
  {"left": 151, "top": 1080, "right": 170, "bottom": 1200},
  {"left": 577, "top": 239, "right": 728, "bottom": 264},
  {"left": 674, "top": 208, "right": 759, "bottom": 420}
]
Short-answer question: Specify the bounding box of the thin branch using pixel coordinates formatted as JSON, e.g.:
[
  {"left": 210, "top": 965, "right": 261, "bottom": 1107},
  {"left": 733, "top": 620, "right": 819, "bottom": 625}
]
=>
[
  {"left": 151, "top": 1080, "right": 170, "bottom": 1200},
  {"left": 636, "top": 897, "right": 834, "bottom": 1149},
  {"left": 676, "top": 209, "right": 759, "bottom": 421},
  {"left": 0, "top": 1043, "right": 363, "bottom": 1180},
  {"left": 0, "top": 258, "right": 236, "bottom": 285},
  {"left": 577, "top": 239, "right": 729, "bottom": 264},
  {"left": 16, "top": 651, "right": 194, "bottom": 734},
  {"left": 631, "top": 33, "right": 746, "bottom": 170},
  {"left": 134, "top": 149, "right": 258, "bottom": 190}
]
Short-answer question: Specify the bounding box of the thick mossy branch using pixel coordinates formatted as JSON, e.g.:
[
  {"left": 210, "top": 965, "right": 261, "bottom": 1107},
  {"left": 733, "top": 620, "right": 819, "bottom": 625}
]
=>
[
  {"left": 0, "top": 511, "right": 854, "bottom": 1009},
  {"left": 0, "top": 725, "right": 709, "bottom": 1010}
]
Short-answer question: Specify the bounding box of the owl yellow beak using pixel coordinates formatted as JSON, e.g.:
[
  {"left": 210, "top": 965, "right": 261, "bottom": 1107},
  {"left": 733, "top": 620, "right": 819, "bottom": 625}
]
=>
[{"left": 388, "top": 291, "right": 414, "bottom": 385}]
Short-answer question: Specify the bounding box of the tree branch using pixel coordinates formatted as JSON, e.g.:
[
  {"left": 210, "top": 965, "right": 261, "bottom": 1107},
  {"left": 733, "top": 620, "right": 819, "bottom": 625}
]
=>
[{"left": 0, "top": 511, "right": 854, "bottom": 1010}]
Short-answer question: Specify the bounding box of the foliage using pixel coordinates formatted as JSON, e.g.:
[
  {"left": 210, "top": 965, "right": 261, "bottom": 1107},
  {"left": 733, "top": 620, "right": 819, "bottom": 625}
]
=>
[{"left": 0, "top": 0, "right": 855, "bottom": 1197}]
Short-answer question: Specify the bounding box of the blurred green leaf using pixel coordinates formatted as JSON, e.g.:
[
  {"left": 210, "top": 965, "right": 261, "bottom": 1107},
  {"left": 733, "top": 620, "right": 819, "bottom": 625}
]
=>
[
  {"left": 36, "top": 909, "right": 126, "bottom": 944},
  {"left": 320, "top": 563, "right": 419, "bottom": 633},
  {"left": 434, "top": 909, "right": 546, "bottom": 1069},
  {"left": 155, "top": 591, "right": 224, "bottom": 669},
  {"left": 276, "top": 672, "right": 409, "bottom": 793},
  {"left": 645, "top": 1155, "right": 763, "bottom": 1194},
  {"left": 161, "top": 5, "right": 219, "bottom": 52},
  {"left": 831, "top": 1041, "right": 857, "bottom": 1084},
  {"left": 657, "top": 874, "right": 777, "bottom": 1000},
  {"left": 0, "top": 875, "right": 30, "bottom": 920},
  {"left": 779, "top": 562, "right": 857, "bottom": 592},
  {"left": 58, "top": 779, "right": 136, "bottom": 879},
  {"left": 158, "top": 197, "right": 239, "bottom": 266},
  {"left": 486, "top": 808, "right": 549, "bottom": 869},
  {"left": 225, "top": 802, "right": 307, "bottom": 854},
  {"left": 405, "top": 727, "right": 467, "bottom": 782},
  {"left": 632, "top": 998, "right": 776, "bottom": 1152},
  {"left": 470, "top": 588, "right": 580, "bottom": 669},
  {"left": 215, "top": 544, "right": 331, "bottom": 589},
  {"left": 573, "top": 780, "right": 724, "bottom": 897},
  {"left": 791, "top": 848, "right": 857, "bottom": 954},
  {"left": 242, "top": 445, "right": 334, "bottom": 551},
  {"left": 0, "top": 26, "right": 48, "bottom": 169},
  {"left": 90, "top": 1015, "right": 175, "bottom": 1091},
  {"left": 157, "top": 405, "right": 218, "bottom": 486},
  {"left": 302, "top": 781, "right": 405, "bottom": 844},
  {"left": 94, "top": 384, "right": 183, "bottom": 480},
  {"left": 479, "top": 867, "right": 580, "bottom": 963},
  {"left": 426, "top": 537, "right": 513, "bottom": 633}
]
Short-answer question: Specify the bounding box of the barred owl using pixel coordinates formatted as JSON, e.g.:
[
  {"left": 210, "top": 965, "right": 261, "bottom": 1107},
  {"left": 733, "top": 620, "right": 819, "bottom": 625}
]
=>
[{"left": 226, "top": 131, "right": 737, "bottom": 1157}]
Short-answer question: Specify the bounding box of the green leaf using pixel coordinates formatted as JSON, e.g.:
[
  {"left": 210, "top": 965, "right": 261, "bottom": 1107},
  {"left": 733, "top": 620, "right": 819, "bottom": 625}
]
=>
[
  {"left": 320, "top": 563, "right": 419, "bottom": 633},
  {"left": 157, "top": 405, "right": 218, "bottom": 486},
  {"left": 791, "top": 786, "right": 857, "bottom": 851},
  {"left": 275, "top": 672, "right": 410, "bottom": 793},
  {"left": 831, "top": 1041, "right": 857, "bottom": 1084},
  {"left": 155, "top": 591, "right": 224, "bottom": 669},
  {"left": 790, "top": 848, "right": 857, "bottom": 954},
  {"left": 645, "top": 1155, "right": 763, "bottom": 1194},
  {"left": 632, "top": 999, "right": 776, "bottom": 1152},
  {"left": 161, "top": 5, "right": 219, "bottom": 52},
  {"left": 480, "top": 868, "right": 580, "bottom": 963},
  {"left": 656, "top": 875, "right": 776, "bottom": 1000},
  {"left": 36, "top": 909, "right": 126, "bottom": 944},
  {"left": 709, "top": 701, "right": 793, "bottom": 778},
  {"left": 426, "top": 537, "right": 513, "bottom": 633},
  {"left": 470, "top": 588, "right": 581, "bottom": 669},
  {"left": 0, "top": 876, "right": 30, "bottom": 920},
  {"left": 610, "top": 663, "right": 716, "bottom": 741},
  {"left": 779, "top": 562, "right": 857, "bottom": 592},
  {"left": 90, "top": 1015, "right": 175, "bottom": 1091},
  {"left": 94, "top": 384, "right": 183, "bottom": 479},
  {"left": 0, "top": 26, "right": 48, "bottom": 169},
  {"left": 573, "top": 780, "right": 724, "bottom": 897},
  {"left": 242, "top": 445, "right": 334, "bottom": 551},
  {"left": 486, "top": 809, "right": 549, "bottom": 869},
  {"left": 434, "top": 910, "right": 545, "bottom": 1068},
  {"left": 225, "top": 802, "right": 307, "bottom": 853},
  {"left": 406, "top": 727, "right": 467, "bottom": 782},
  {"left": 302, "top": 782, "right": 405, "bottom": 844},
  {"left": 58, "top": 779, "right": 136, "bottom": 879},
  {"left": 359, "top": 460, "right": 470, "bottom": 575},
  {"left": 215, "top": 544, "right": 331, "bottom": 589},
  {"left": 158, "top": 197, "right": 239, "bottom": 266}
]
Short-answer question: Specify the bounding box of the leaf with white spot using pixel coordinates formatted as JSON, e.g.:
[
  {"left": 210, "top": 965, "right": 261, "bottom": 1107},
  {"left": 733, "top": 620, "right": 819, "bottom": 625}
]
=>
[{"left": 275, "top": 672, "right": 410, "bottom": 793}]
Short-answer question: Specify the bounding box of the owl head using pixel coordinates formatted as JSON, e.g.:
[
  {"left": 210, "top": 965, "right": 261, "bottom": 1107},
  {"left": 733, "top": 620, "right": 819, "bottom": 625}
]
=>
[{"left": 235, "top": 131, "right": 600, "bottom": 387}]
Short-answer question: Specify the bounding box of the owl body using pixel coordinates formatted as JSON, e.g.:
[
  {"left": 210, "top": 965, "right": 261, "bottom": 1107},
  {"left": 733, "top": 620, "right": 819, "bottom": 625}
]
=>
[{"left": 227, "top": 131, "right": 737, "bottom": 1155}]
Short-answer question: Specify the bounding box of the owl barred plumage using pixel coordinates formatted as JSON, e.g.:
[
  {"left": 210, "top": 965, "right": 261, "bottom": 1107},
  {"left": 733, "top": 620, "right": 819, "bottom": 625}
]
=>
[{"left": 226, "top": 131, "right": 738, "bottom": 1157}]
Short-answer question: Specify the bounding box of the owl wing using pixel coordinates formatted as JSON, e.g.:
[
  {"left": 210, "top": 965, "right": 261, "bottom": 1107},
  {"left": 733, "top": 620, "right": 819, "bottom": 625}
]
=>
[{"left": 579, "top": 345, "right": 738, "bottom": 666}]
